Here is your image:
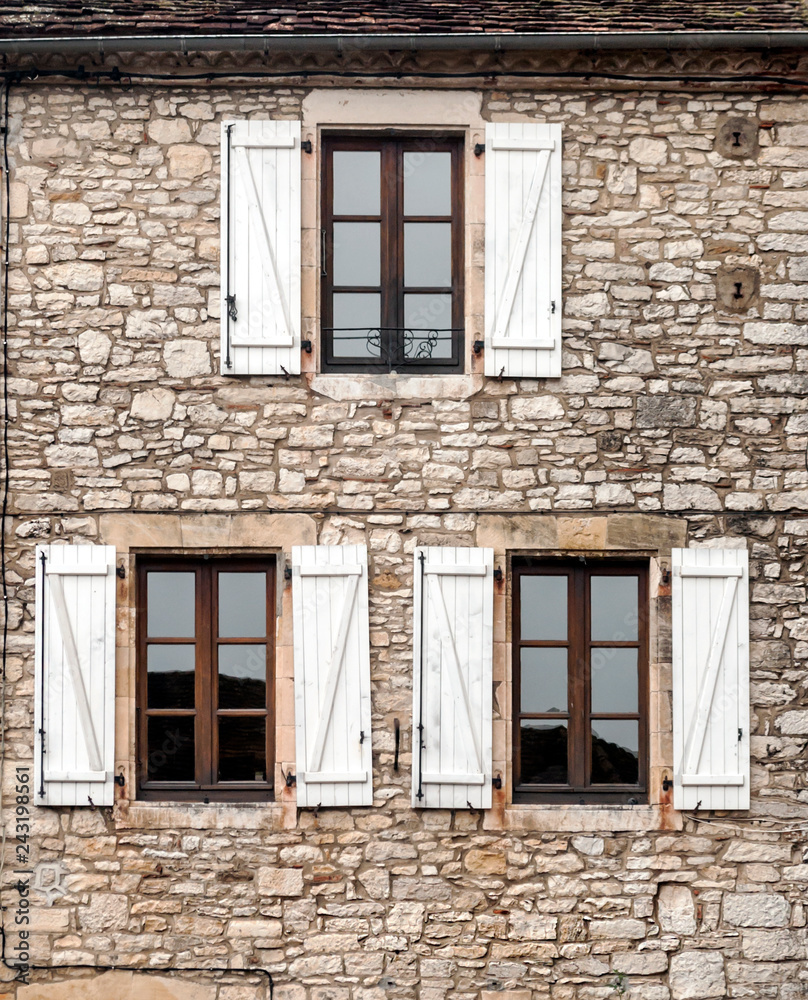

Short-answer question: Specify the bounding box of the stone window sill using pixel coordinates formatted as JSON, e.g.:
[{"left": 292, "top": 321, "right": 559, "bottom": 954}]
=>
[
  {"left": 484, "top": 803, "right": 682, "bottom": 833},
  {"left": 114, "top": 800, "right": 295, "bottom": 831},
  {"left": 307, "top": 372, "right": 484, "bottom": 401}
]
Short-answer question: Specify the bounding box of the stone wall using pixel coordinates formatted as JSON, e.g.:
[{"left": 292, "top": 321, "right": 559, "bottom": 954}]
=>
[{"left": 1, "top": 60, "right": 808, "bottom": 1000}]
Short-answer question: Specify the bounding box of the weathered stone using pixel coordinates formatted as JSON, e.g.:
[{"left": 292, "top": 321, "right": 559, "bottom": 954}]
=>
[
  {"left": 257, "top": 867, "right": 304, "bottom": 897},
  {"left": 658, "top": 885, "right": 697, "bottom": 935},
  {"left": 669, "top": 952, "right": 726, "bottom": 999},
  {"left": 167, "top": 143, "right": 213, "bottom": 179},
  {"left": 130, "top": 387, "right": 176, "bottom": 422},
  {"left": 164, "top": 340, "right": 211, "bottom": 377},
  {"left": 724, "top": 892, "right": 791, "bottom": 927}
]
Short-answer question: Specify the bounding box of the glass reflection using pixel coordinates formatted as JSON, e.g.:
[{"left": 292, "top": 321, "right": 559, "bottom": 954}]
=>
[
  {"left": 333, "top": 223, "right": 381, "bottom": 287},
  {"left": 520, "top": 576, "right": 568, "bottom": 641},
  {"left": 147, "top": 645, "right": 195, "bottom": 709},
  {"left": 520, "top": 648, "right": 567, "bottom": 713},
  {"left": 218, "top": 717, "right": 266, "bottom": 782},
  {"left": 219, "top": 572, "right": 266, "bottom": 639},
  {"left": 591, "top": 648, "right": 638, "bottom": 713},
  {"left": 591, "top": 576, "right": 639, "bottom": 642},
  {"left": 147, "top": 717, "right": 194, "bottom": 782},
  {"left": 404, "top": 223, "right": 452, "bottom": 288},
  {"left": 332, "top": 293, "right": 381, "bottom": 358},
  {"left": 520, "top": 722, "right": 567, "bottom": 784},
  {"left": 147, "top": 572, "right": 195, "bottom": 638},
  {"left": 403, "top": 152, "right": 451, "bottom": 216},
  {"left": 591, "top": 721, "right": 639, "bottom": 784},
  {"left": 218, "top": 644, "right": 266, "bottom": 709},
  {"left": 333, "top": 151, "right": 380, "bottom": 215},
  {"left": 404, "top": 294, "right": 452, "bottom": 360}
]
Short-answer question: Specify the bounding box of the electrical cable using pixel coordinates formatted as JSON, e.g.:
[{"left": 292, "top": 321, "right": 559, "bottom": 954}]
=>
[{"left": 684, "top": 812, "right": 808, "bottom": 835}]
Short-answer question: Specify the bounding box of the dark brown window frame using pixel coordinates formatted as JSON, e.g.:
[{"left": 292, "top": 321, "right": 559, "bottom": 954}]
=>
[
  {"left": 512, "top": 558, "right": 649, "bottom": 804},
  {"left": 321, "top": 133, "right": 465, "bottom": 374},
  {"left": 137, "top": 555, "right": 276, "bottom": 802}
]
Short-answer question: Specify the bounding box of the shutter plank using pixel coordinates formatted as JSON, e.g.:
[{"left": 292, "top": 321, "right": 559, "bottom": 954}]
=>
[
  {"left": 672, "top": 547, "right": 750, "bottom": 810},
  {"left": 412, "top": 547, "right": 493, "bottom": 810},
  {"left": 485, "top": 122, "right": 562, "bottom": 379},
  {"left": 222, "top": 119, "right": 301, "bottom": 375},
  {"left": 35, "top": 545, "right": 116, "bottom": 807},
  {"left": 292, "top": 545, "right": 373, "bottom": 807}
]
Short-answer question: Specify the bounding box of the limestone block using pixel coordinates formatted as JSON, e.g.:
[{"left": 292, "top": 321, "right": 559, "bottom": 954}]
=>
[
  {"left": 257, "top": 866, "right": 304, "bottom": 897},
  {"left": 167, "top": 144, "right": 213, "bottom": 179},
  {"left": 464, "top": 849, "right": 507, "bottom": 875},
  {"left": 510, "top": 397, "right": 565, "bottom": 421},
  {"left": 629, "top": 136, "right": 668, "bottom": 165},
  {"left": 387, "top": 902, "right": 425, "bottom": 935},
  {"left": 45, "top": 261, "right": 104, "bottom": 291},
  {"left": 658, "top": 885, "right": 697, "bottom": 936},
  {"left": 508, "top": 913, "right": 557, "bottom": 941},
  {"left": 228, "top": 918, "right": 283, "bottom": 938},
  {"left": 131, "top": 387, "right": 176, "bottom": 422},
  {"left": 20, "top": 970, "right": 214, "bottom": 1000},
  {"left": 77, "top": 329, "right": 112, "bottom": 365},
  {"left": 742, "top": 929, "right": 807, "bottom": 960},
  {"left": 52, "top": 202, "right": 92, "bottom": 225},
  {"left": 78, "top": 892, "right": 129, "bottom": 932},
  {"left": 589, "top": 918, "right": 646, "bottom": 939},
  {"left": 147, "top": 118, "right": 192, "bottom": 144},
  {"left": 669, "top": 951, "right": 726, "bottom": 999},
  {"left": 164, "top": 340, "right": 211, "bottom": 377},
  {"left": 723, "top": 892, "right": 791, "bottom": 927}
]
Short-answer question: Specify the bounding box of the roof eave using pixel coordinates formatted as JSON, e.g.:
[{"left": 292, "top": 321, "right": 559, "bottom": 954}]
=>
[{"left": 1, "top": 29, "right": 808, "bottom": 57}]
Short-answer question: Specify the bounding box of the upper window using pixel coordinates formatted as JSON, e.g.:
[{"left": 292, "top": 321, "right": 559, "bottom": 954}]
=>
[
  {"left": 513, "top": 559, "right": 648, "bottom": 804},
  {"left": 137, "top": 557, "right": 275, "bottom": 801},
  {"left": 321, "top": 136, "right": 464, "bottom": 373}
]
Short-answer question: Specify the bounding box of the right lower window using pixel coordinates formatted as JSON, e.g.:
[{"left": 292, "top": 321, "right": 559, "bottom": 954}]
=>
[{"left": 513, "top": 559, "right": 649, "bottom": 804}]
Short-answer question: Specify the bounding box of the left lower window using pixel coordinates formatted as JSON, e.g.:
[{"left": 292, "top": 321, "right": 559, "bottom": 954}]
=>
[{"left": 137, "top": 557, "right": 275, "bottom": 801}]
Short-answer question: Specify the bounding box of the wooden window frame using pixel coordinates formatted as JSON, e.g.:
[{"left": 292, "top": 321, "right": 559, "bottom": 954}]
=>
[
  {"left": 321, "top": 134, "right": 465, "bottom": 374},
  {"left": 137, "top": 556, "right": 276, "bottom": 802},
  {"left": 512, "top": 558, "right": 649, "bottom": 804}
]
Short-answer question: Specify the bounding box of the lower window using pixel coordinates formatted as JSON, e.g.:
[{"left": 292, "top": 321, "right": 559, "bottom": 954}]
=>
[
  {"left": 137, "top": 557, "right": 275, "bottom": 801},
  {"left": 513, "top": 559, "right": 648, "bottom": 804}
]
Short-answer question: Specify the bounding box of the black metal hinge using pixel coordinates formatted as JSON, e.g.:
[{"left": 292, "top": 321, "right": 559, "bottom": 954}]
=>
[{"left": 226, "top": 294, "right": 237, "bottom": 322}]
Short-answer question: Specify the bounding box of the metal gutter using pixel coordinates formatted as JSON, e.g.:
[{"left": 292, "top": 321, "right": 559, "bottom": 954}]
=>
[{"left": 1, "top": 30, "right": 808, "bottom": 57}]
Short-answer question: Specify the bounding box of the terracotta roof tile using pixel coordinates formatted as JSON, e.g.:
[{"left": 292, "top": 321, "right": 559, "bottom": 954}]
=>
[{"left": 1, "top": 1, "right": 807, "bottom": 39}]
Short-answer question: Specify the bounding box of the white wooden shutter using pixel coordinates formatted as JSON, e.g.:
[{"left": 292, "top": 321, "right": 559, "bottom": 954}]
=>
[
  {"left": 292, "top": 545, "right": 373, "bottom": 806},
  {"left": 672, "top": 547, "right": 750, "bottom": 810},
  {"left": 221, "top": 119, "right": 301, "bottom": 376},
  {"left": 485, "top": 122, "right": 562, "bottom": 379},
  {"left": 34, "top": 544, "right": 116, "bottom": 807},
  {"left": 412, "top": 547, "right": 493, "bottom": 809}
]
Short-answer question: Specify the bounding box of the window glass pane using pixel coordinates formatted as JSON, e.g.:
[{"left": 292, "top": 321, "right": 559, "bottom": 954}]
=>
[
  {"left": 591, "top": 648, "right": 638, "bottom": 713},
  {"left": 591, "top": 721, "right": 639, "bottom": 785},
  {"left": 219, "top": 572, "right": 266, "bottom": 639},
  {"left": 333, "top": 151, "right": 380, "bottom": 215},
  {"left": 332, "top": 293, "right": 381, "bottom": 358},
  {"left": 146, "top": 717, "right": 195, "bottom": 782},
  {"left": 218, "top": 644, "right": 267, "bottom": 709},
  {"left": 333, "top": 222, "right": 381, "bottom": 287},
  {"left": 403, "top": 151, "right": 451, "bottom": 216},
  {"left": 147, "top": 645, "right": 195, "bottom": 709},
  {"left": 404, "top": 223, "right": 452, "bottom": 288},
  {"left": 520, "top": 722, "right": 567, "bottom": 784},
  {"left": 591, "top": 575, "right": 639, "bottom": 642},
  {"left": 218, "top": 717, "right": 267, "bottom": 782},
  {"left": 147, "top": 572, "right": 194, "bottom": 638},
  {"left": 520, "top": 648, "right": 567, "bottom": 713},
  {"left": 403, "top": 294, "right": 452, "bottom": 360},
  {"left": 520, "top": 576, "right": 567, "bottom": 641}
]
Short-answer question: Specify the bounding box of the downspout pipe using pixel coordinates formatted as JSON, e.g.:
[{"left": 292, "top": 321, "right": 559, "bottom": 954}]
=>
[{"left": 2, "top": 30, "right": 808, "bottom": 58}]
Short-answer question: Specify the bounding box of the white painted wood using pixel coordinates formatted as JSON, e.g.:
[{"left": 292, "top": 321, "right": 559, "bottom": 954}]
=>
[
  {"left": 672, "top": 547, "right": 750, "bottom": 811},
  {"left": 485, "top": 122, "right": 563, "bottom": 379},
  {"left": 34, "top": 545, "right": 117, "bottom": 807},
  {"left": 221, "top": 119, "right": 301, "bottom": 376},
  {"left": 412, "top": 547, "right": 493, "bottom": 810},
  {"left": 292, "top": 545, "right": 373, "bottom": 807}
]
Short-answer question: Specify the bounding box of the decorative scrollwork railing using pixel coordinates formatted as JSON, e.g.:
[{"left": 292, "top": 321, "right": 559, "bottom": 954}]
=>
[{"left": 324, "top": 328, "right": 463, "bottom": 367}]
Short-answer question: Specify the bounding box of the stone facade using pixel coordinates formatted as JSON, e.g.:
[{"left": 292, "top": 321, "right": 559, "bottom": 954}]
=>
[{"left": 2, "top": 45, "right": 808, "bottom": 1000}]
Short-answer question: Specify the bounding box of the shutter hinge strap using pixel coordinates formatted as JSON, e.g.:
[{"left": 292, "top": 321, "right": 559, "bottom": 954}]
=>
[
  {"left": 738, "top": 728, "right": 743, "bottom": 742},
  {"left": 226, "top": 293, "right": 238, "bottom": 322},
  {"left": 551, "top": 300, "right": 557, "bottom": 314}
]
